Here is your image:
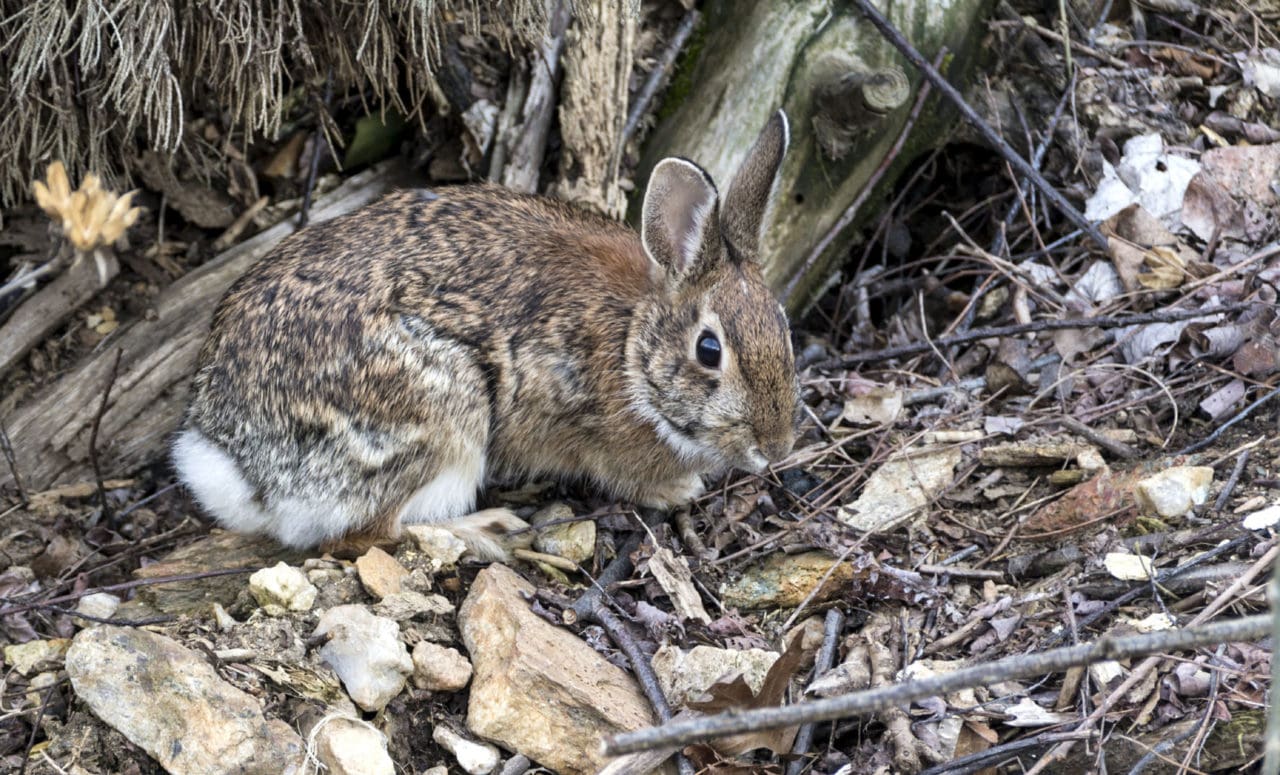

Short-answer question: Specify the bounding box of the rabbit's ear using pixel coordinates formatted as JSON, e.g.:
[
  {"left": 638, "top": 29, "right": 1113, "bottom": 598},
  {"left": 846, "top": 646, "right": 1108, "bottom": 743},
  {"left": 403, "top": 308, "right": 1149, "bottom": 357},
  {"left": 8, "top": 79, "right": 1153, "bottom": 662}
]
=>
[
  {"left": 721, "top": 109, "right": 789, "bottom": 264},
  {"left": 641, "top": 157, "right": 722, "bottom": 283}
]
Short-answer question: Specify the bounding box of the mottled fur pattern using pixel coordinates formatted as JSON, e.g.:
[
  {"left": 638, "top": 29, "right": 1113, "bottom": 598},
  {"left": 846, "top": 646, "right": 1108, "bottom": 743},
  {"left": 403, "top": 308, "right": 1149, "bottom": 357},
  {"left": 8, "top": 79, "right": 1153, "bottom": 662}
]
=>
[{"left": 174, "top": 110, "right": 801, "bottom": 556}]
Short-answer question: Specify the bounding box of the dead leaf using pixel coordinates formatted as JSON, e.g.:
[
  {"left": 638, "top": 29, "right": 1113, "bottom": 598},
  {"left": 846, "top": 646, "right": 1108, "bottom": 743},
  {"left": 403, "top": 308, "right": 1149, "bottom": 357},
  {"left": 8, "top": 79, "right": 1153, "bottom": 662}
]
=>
[
  {"left": 686, "top": 636, "right": 808, "bottom": 756},
  {"left": 647, "top": 547, "right": 711, "bottom": 624}
]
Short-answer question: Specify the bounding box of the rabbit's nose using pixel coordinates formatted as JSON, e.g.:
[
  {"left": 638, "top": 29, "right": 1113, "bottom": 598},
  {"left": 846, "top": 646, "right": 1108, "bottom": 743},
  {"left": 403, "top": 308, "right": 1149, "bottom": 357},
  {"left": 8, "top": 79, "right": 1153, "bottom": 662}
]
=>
[{"left": 758, "top": 438, "right": 794, "bottom": 463}]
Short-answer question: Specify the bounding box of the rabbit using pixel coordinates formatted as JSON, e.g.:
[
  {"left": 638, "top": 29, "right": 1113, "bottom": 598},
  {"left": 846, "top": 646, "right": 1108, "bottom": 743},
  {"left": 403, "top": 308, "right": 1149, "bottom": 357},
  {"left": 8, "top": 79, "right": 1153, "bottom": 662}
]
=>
[{"left": 172, "top": 109, "right": 801, "bottom": 561}]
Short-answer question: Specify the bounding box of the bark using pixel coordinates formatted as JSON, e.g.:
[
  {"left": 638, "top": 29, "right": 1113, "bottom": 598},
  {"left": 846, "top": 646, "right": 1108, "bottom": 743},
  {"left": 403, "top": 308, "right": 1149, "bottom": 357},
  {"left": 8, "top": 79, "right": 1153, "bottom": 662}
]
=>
[{"left": 631, "top": 0, "right": 994, "bottom": 314}]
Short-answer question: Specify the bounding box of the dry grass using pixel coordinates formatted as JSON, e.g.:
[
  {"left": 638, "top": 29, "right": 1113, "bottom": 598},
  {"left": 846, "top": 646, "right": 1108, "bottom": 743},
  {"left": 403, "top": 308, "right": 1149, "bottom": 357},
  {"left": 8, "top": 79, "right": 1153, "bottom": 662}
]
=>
[{"left": 0, "top": 0, "right": 555, "bottom": 206}]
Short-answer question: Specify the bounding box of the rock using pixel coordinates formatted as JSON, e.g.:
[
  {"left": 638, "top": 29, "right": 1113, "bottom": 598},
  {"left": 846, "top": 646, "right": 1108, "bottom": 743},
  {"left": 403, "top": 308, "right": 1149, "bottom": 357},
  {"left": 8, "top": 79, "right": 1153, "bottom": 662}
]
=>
[
  {"left": 313, "top": 716, "right": 395, "bottom": 775},
  {"left": 422, "top": 768, "right": 449, "bottom": 775},
  {"left": 3, "top": 638, "right": 70, "bottom": 675},
  {"left": 404, "top": 525, "right": 468, "bottom": 567},
  {"left": 433, "top": 726, "right": 500, "bottom": 775},
  {"left": 65, "top": 625, "right": 303, "bottom": 774},
  {"left": 374, "top": 589, "right": 455, "bottom": 621},
  {"left": 459, "top": 564, "right": 655, "bottom": 775},
  {"left": 1134, "top": 466, "right": 1214, "bottom": 517},
  {"left": 719, "top": 551, "right": 858, "bottom": 609},
  {"left": 355, "top": 547, "right": 409, "bottom": 599},
  {"left": 652, "top": 644, "right": 780, "bottom": 706},
  {"left": 313, "top": 605, "right": 412, "bottom": 712},
  {"left": 248, "top": 562, "right": 318, "bottom": 612},
  {"left": 74, "top": 592, "right": 121, "bottom": 622},
  {"left": 531, "top": 503, "right": 595, "bottom": 564},
  {"left": 838, "top": 445, "right": 962, "bottom": 532},
  {"left": 412, "top": 641, "right": 473, "bottom": 692}
]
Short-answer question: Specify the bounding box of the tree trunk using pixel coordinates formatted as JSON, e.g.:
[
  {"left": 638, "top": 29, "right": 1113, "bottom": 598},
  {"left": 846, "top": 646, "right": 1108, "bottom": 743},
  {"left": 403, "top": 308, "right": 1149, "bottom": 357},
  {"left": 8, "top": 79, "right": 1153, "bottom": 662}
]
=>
[{"left": 631, "top": 0, "right": 994, "bottom": 314}]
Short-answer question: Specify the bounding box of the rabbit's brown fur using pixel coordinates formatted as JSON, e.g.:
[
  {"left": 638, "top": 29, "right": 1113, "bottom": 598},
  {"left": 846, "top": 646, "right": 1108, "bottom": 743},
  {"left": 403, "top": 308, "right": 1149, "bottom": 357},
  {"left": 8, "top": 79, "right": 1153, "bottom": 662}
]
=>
[{"left": 174, "top": 111, "right": 800, "bottom": 558}]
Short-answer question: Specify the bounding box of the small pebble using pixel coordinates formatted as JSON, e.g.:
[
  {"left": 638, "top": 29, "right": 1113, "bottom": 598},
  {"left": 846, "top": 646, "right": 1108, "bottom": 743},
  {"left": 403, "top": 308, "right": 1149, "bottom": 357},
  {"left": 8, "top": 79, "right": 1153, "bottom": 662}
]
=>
[
  {"left": 355, "top": 547, "right": 409, "bottom": 599},
  {"left": 433, "top": 725, "right": 499, "bottom": 775},
  {"left": 248, "top": 562, "right": 318, "bottom": 612},
  {"left": 412, "top": 641, "right": 473, "bottom": 692}
]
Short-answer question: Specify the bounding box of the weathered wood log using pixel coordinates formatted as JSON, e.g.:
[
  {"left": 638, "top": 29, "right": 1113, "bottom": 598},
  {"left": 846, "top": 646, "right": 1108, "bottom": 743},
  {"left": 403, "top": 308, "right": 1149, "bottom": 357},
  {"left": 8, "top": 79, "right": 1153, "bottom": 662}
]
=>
[
  {"left": 0, "top": 252, "right": 120, "bottom": 378},
  {"left": 631, "top": 0, "right": 994, "bottom": 314},
  {"left": 1, "top": 163, "right": 410, "bottom": 491}
]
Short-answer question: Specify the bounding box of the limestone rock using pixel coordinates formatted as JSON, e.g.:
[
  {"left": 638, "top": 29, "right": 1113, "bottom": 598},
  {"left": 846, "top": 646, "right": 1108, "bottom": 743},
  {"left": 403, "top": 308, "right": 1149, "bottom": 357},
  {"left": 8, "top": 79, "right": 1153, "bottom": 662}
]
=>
[
  {"left": 459, "top": 564, "right": 655, "bottom": 775},
  {"left": 531, "top": 502, "right": 595, "bottom": 565},
  {"left": 652, "top": 644, "right": 780, "bottom": 707},
  {"left": 314, "top": 606, "right": 413, "bottom": 712},
  {"left": 4, "top": 638, "right": 69, "bottom": 675},
  {"left": 65, "top": 625, "right": 303, "bottom": 774},
  {"left": 1135, "top": 466, "right": 1214, "bottom": 517},
  {"left": 355, "top": 547, "right": 409, "bottom": 599},
  {"left": 404, "top": 525, "right": 467, "bottom": 567},
  {"left": 433, "top": 725, "right": 500, "bottom": 775},
  {"left": 74, "top": 592, "right": 121, "bottom": 622},
  {"left": 412, "top": 641, "right": 473, "bottom": 692},
  {"left": 374, "top": 590, "right": 455, "bottom": 621},
  {"left": 313, "top": 716, "right": 395, "bottom": 775},
  {"left": 248, "top": 562, "right": 318, "bottom": 612}
]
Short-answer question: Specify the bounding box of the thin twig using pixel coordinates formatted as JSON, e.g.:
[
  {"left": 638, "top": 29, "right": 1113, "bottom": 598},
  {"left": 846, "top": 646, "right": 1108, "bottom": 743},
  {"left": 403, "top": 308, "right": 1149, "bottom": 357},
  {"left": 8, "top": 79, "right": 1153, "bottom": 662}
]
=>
[
  {"left": 88, "top": 347, "right": 123, "bottom": 527},
  {"left": 17, "top": 679, "right": 61, "bottom": 775},
  {"left": 917, "top": 730, "right": 1099, "bottom": 775},
  {"left": 0, "top": 420, "right": 27, "bottom": 505},
  {"left": 298, "top": 66, "right": 335, "bottom": 228},
  {"left": 570, "top": 520, "right": 695, "bottom": 775},
  {"left": 0, "top": 567, "right": 256, "bottom": 618},
  {"left": 603, "top": 614, "right": 1269, "bottom": 755},
  {"left": 786, "top": 608, "right": 845, "bottom": 775},
  {"left": 848, "top": 0, "right": 1107, "bottom": 249},
  {"left": 1057, "top": 415, "right": 1138, "bottom": 460},
  {"left": 1175, "top": 384, "right": 1280, "bottom": 456},
  {"left": 815, "top": 303, "right": 1247, "bottom": 368},
  {"left": 1213, "top": 449, "right": 1251, "bottom": 513},
  {"left": 782, "top": 50, "right": 943, "bottom": 306},
  {"left": 621, "top": 8, "right": 699, "bottom": 147}
]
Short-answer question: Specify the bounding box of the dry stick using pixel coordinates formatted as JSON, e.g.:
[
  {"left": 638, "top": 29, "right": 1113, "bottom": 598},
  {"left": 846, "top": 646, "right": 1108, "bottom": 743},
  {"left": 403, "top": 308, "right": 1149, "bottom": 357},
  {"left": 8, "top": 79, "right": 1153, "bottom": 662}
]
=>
[
  {"left": 918, "top": 731, "right": 1099, "bottom": 775},
  {"left": 298, "top": 67, "right": 335, "bottom": 228},
  {"left": 621, "top": 7, "right": 699, "bottom": 147},
  {"left": 0, "top": 567, "right": 255, "bottom": 618},
  {"left": 1022, "top": 542, "right": 1280, "bottom": 775},
  {"left": 814, "top": 303, "right": 1248, "bottom": 368},
  {"left": 0, "top": 420, "right": 26, "bottom": 504},
  {"left": 1037, "top": 532, "right": 1254, "bottom": 651},
  {"left": 781, "top": 50, "right": 943, "bottom": 306},
  {"left": 88, "top": 347, "right": 123, "bottom": 527},
  {"left": 1174, "top": 383, "right": 1280, "bottom": 456},
  {"left": 1056, "top": 415, "right": 1138, "bottom": 460},
  {"left": 571, "top": 526, "right": 696, "bottom": 775},
  {"left": 786, "top": 608, "right": 846, "bottom": 775},
  {"left": 848, "top": 0, "right": 1107, "bottom": 250},
  {"left": 603, "top": 614, "right": 1269, "bottom": 756},
  {"left": 17, "top": 679, "right": 60, "bottom": 775},
  {"left": 1212, "top": 449, "right": 1251, "bottom": 513}
]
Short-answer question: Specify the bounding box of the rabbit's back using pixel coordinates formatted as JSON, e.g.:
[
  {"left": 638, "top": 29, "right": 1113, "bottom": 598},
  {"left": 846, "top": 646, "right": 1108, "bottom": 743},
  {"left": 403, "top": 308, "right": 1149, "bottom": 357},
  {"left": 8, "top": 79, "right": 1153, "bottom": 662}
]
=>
[{"left": 179, "top": 185, "right": 662, "bottom": 546}]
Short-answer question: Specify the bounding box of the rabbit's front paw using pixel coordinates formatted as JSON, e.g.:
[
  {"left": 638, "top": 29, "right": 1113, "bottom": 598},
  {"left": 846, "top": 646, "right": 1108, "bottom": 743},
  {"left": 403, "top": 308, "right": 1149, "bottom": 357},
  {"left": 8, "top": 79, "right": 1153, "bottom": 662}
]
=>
[{"left": 640, "top": 474, "right": 705, "bottom": 510}]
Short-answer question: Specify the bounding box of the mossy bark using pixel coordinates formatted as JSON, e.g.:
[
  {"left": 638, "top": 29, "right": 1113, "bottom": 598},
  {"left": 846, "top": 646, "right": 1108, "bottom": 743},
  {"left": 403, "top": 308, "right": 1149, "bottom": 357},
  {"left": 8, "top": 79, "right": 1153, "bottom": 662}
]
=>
[{"left": 631, "top": 0, "right": 995, "bottom": 315}]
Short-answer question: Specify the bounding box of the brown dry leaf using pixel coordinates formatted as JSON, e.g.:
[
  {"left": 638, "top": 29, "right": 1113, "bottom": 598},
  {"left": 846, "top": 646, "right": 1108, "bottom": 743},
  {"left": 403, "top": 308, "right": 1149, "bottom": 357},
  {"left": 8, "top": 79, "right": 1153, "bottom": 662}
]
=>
[
  {"left": 1152, "top": 46, "right": 1218, "bottom": 80},
  {"left": 1101, "top": 204, "right": 1194, "bottom": 292},
  {"left": 686, "top": 635, "right": 808, "bottom": 756},
  {"left": 1183, "top": 144, "right": 1280, "bottom": 241},
  {"left": 1023, "top": 468, "right": 1144, "bottom": 538},
  {"left": 1137, "top": 246, "right": 1186, "bottom": 290},
  {"left": 1234, "top": 339, "right": 1280, "bottom": 376}
]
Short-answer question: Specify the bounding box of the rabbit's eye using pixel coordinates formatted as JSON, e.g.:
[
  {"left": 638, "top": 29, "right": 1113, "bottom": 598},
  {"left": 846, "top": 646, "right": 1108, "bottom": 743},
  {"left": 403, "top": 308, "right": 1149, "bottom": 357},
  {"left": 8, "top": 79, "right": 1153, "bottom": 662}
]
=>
[{"left": 695, "top": 331, "right": 721, "bottom": 369}]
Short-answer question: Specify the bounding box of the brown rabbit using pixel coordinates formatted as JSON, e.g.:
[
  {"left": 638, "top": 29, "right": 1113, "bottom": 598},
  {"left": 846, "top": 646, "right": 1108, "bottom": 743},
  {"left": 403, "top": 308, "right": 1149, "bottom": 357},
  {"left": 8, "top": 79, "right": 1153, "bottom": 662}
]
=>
[{"left": 172, "top": 110, "right": 801, "bottom": 559}]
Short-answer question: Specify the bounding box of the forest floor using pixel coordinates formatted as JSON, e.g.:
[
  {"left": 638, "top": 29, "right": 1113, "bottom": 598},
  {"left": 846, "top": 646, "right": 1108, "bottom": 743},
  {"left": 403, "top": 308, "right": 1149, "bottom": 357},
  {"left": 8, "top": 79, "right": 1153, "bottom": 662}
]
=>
[{"left": 1, "top": 1, "right": 1278, "bottom": 774}]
